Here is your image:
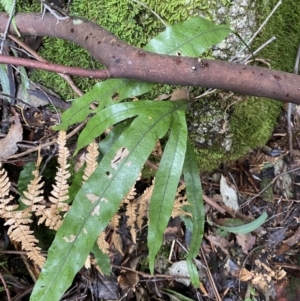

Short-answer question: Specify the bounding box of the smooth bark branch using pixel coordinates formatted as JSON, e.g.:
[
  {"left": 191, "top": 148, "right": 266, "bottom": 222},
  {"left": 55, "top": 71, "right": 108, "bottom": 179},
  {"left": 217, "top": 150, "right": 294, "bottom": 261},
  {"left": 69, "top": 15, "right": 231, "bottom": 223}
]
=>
[{"left": 0, "top": 13, "right": 300, "bottom": 104}]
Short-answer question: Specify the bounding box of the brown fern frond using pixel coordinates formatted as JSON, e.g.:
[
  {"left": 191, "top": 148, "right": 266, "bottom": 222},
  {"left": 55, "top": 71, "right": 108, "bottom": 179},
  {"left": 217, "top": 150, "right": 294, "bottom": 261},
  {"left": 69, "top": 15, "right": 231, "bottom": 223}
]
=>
[
  {"left": 171, "top": 183, "right": 192, "bottom": 218},
  {"left": 121, "top": 178, "right": 139, "bottom": 243},
  {"left": 38, "top": 131, "right": 70, "bottom": 230},
  {"left": 0, "top": 160, "right": 45, "bottom": 267},
  {"left": 112, "top": 231, "right": 124, "bottom": 256},
  {"left": 35, "top": 208, "right": 63, "bottom": 229},
  {"left": 0, "top": 163, "right": 17, "bottom": 217},
  {"left": 5, "top": 208, "right": 45, "bottom": 268},
  {"left": 109, "top": 214, "right": 124, "bottom": 255},
  {"left": 84, "top": 254, "right": 91, "bottom": 269},
  {"left": 97, "top": 231, "right": 110, "bottom": 255},
  {"left": 125, "top": 201, "right": 138, "bottom": 243},
  {"left": 136, "top": 179, "right": 154, "bottom": 229},
  {"left": 83, "top": 141, "right": 99, "bottom": 182},
  {"left": 20, "top": 156, "right": 44, "bottom": 208},
  {"left": 109, "top": 214, "right": 120, "bottom": 230}
]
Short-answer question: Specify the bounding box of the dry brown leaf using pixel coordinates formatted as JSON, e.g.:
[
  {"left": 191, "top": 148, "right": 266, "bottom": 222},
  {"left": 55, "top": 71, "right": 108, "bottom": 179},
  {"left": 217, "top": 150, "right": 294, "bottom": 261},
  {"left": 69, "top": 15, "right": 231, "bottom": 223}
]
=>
[
  {"left": 236, "top": 233, "right": 256, "bottom": 254},
  {"left": 239, "top": 267, "right": 254, "bottom": 281},
  {"left": 206, "top": 234, "right": 230, "bottom": 255},
  {"left": 170, "top": 87, "right": 188, "bottom": 100},
  {"left": 0, "top": 113, "right": 23, "bottom": 160}
]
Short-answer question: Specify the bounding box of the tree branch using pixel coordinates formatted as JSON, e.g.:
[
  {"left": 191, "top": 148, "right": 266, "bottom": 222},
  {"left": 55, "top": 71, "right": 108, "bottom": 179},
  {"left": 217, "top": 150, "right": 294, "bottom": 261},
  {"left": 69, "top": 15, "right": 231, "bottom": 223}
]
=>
[{"left": 0, "top": 13, "right": 299, "bottom": 104}]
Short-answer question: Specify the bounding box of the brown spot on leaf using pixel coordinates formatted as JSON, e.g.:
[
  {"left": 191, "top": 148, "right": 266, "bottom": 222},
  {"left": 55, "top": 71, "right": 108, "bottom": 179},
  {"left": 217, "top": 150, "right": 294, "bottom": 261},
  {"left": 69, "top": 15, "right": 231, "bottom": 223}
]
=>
[
  {"left": 86, "top": 193, "right": 98, "bottom": 204},
  {"left": 111, "top": 147, "right": 129, "bottom": 169},
  {"left": 63, "top": 235, "right": 76, "bottom": 243},
  {"left": 273, "top": 75, "right": 281, "bottom": 80},
  {"left": 112, "top": 93, "right": 120, "bottom": 100},
  {"left": 71, "top": 28, "right": 74, "bottom": 33},
  {"left": 92, "top": 205, "right": 100, "bottom": 216}
]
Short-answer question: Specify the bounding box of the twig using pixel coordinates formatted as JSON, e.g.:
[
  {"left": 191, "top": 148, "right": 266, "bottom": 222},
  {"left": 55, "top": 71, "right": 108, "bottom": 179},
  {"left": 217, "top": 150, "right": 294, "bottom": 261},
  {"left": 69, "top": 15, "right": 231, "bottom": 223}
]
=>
[
  {"left": 8, "top": 34, "right": 83, "bottom": 97},
  {"left": 0, "top": 272, "right": 11, "bottom": 301},
  {"left": 200, "top": 247, "right": 222, "bottom": 301},
  {"left": 130, "top": 0, "right": 167, "bottom": 28},
  {"left": 0, "top": 55, "right": 110, "bottom": 79},
  {"left": 0, "top": 0, "right": 16, "bottom": 53},
  {"left": 242, "top": 36, "right": 277, "bottom": 64},
  {"left": 40, "top": 1, "right": 70, "bottom": 24},
  {"left": 6, "top": 121, "right": 86, "bottom": 160},
  {"left": 289, "top": 44, "right": 300, "bottom": 160},
  {"left": 249, "top": 166, "right": 300, "bottom": 202},
  {"left": 233, "top": 0, "right": 282, "bottom": 59}
]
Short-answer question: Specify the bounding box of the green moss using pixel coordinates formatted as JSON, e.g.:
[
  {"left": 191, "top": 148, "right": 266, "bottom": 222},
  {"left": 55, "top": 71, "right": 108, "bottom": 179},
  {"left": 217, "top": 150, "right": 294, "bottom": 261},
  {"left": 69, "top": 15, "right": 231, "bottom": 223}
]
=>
[
  {"left": 253, "top": 0, "right": 300, "bottom": 73},
  {"left": 187, "top": 0, "right": 300, "bottom": 171},
  {"left": 187, "top": 94, "right": 281, "bottom": 171}
]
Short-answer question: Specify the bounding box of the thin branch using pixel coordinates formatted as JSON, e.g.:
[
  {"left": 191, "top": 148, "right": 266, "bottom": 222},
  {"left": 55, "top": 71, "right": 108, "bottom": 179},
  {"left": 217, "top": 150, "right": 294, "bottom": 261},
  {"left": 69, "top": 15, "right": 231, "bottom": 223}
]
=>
[
  {"left": 0, "top": 272, "right": 11, "bottom": 301},
  {"left": 0, "top": 55, "right": 110, "bottom": 79},
  {"left": 130, "top": 0, "right": 167, "bottom": 28},
  {"left": 8, "top": 34, "right": 83, "bottom": 96},
  {"left": 233, "top": 0, "right": 282, "bottom": 59},
  {"left": 288, "top": 44, "right": 300, "bottom": 160},
  {"left": 0, "top": 0, "right": 16, "bottom": 53},
  {"left": 0, "top": 13, "right": 300, "bottom": 104}
]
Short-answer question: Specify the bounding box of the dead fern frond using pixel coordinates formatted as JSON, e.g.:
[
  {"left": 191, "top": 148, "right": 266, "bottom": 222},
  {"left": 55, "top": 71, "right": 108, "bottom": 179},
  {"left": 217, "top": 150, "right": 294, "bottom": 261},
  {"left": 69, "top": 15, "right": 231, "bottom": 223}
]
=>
[
  {"left": 171, "top": 183, "right": 192, "bottom": 218},
  {"left": 5, "top": 208, "right": 45, "bottom": 268},
  {"left": 109, "top": 214, "right": 123, "bottom": 255},
  {"left": 122, "top": 177, "right": 139, "bottom": 243},
  {"left": 136, "top": 179, "right": 154, "bottom": 229},
  {"left": 83, "top": 141, "right": 99, "bottom": 182},
  {"left": 97, "top": 231, "right": 110, "bottom": 255},
  {"left": 37, "top": 131, "right": 70, "bottom": 230},
  {"left": 0, "top": 163, "right": 17, "bottom": 217},
  {"left": 0, "top": 159, "right": 45, "bottom": 268},
  {"left": 21, "top": 156, "right": 44, "bottom": 209}
]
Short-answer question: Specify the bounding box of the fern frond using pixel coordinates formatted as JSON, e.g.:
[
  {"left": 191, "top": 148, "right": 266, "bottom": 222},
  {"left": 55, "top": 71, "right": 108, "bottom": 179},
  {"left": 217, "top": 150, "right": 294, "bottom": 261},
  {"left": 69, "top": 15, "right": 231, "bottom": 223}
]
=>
[
  {"left": 122, "top": 178, "right": 138, "bottom": 242},
  {"left": 171, "top": 183, "right": 191, "bottom": 218},
  {"left": 112, "top": 231, "right": 124, "bottom": 256},
  {"left": 36, "top": 207, "right": 64, "bottom": 229},
  {"left": 38, "top": 131, "right": 70, "bottom": 230},
  {"left": 109, "top": 214, "right": 123, "bottom": 255},
  {"left": 136, "top": 179, "right": 154, "bottom": 229},
  {"left": 20, "top": 157, "right": 44, "bottom": 208},
  {"left": 5, "top": 208, "right": 45, "bottom": 268},
  {"left": 83, "top": 141, "right": 99, "bottom": 182},
  {"left": 97, "top": 231, "right": 110, "bottom": 255},
  {"left": 0, "top": 163, "right": 17, "bottom": 217}
]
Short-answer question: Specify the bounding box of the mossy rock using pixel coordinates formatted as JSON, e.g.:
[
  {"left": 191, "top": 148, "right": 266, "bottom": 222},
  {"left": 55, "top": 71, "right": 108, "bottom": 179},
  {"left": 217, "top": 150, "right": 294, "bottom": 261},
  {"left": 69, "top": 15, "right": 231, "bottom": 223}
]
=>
[{"left": 187, "top": 93, "right": 281, "bottom": 171}]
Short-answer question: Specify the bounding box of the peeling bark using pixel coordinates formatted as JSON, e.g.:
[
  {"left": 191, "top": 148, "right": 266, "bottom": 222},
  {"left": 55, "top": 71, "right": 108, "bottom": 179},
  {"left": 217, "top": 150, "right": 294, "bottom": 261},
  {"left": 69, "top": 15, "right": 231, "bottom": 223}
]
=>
[{"left": 0, "top": 13, "right": 299, "bottom": 104}]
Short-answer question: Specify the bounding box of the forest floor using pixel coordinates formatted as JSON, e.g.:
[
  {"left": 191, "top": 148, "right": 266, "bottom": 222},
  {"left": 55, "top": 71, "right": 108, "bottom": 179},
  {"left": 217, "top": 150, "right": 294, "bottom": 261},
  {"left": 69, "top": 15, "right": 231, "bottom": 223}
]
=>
[{"left": 1, "top": 99, "right": 300, "bottom": 301}]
